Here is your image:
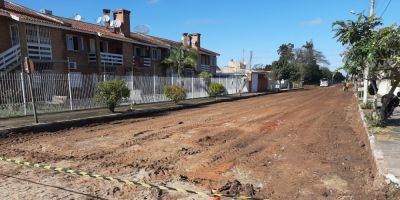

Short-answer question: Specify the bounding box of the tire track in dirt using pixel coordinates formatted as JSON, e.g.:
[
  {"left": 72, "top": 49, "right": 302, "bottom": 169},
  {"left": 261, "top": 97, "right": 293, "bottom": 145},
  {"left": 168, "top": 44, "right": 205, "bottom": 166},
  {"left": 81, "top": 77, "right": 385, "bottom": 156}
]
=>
[{"left": 0, "top": 86, "right": 397, "bottom": 200}]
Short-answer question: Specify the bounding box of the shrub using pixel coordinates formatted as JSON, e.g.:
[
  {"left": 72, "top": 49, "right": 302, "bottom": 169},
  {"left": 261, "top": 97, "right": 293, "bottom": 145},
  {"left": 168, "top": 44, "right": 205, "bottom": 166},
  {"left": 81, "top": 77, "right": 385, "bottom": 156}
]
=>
[
  {"left": 199, "top": 72, "right": 213, "bottom": 79},
  {"left": 95, "top": 80, "right": 130, "bottom": 112},
  {"left": 360, "top": 101, "right": 372, "bottom": 109},
  {"left": 364, "top": 113, "right": 381, "bottom": 127},
  {"left": 208, "top": 83, "right": 226, "bottom": 97},
  {"left": 164, "top": 85, "right": 187, "bottom": 104}
]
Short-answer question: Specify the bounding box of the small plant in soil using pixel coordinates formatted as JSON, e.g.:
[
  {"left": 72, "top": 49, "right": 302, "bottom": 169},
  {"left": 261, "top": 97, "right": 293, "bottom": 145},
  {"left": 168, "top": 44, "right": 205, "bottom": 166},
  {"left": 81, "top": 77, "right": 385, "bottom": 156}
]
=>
[
  {"left": 364, "top": 112, "right": 381, "bottom": 127},
  {"left": 164, "top": 85, "right": 187, "bottom": 104},
  {"left": 208, "top": 83, "right": 226, "bottom": 97},
  {"left": 360, "top": 101, "right": 372, "bottom": 109},
  {"left": 95, "top": 80, "right": 130, "bottom": 112}
]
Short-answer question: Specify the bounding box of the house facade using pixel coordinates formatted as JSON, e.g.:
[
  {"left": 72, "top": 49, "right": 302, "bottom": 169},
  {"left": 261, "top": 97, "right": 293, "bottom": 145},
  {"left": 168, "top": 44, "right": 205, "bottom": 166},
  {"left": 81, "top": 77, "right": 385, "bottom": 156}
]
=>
[{"left": 0, "top": 0, "right": 219, "bottom": 76}]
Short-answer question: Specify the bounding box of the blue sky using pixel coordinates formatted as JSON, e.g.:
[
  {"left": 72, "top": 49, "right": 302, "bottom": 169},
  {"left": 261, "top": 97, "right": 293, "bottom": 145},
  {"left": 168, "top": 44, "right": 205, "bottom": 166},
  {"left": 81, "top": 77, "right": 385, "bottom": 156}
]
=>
[{"left": 11, "top": 0, "right": 400, "bottom": 70}]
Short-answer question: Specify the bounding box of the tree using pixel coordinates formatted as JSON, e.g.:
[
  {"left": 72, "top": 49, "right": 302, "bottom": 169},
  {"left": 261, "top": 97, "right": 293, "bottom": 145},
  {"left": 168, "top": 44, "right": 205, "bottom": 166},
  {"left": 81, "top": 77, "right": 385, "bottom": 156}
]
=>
[
  {"left": 271, "top": 43, "right": 301, "bottom": 87},
  {"left": 294, "top": 41, "right": 329, "bottom": 84},
  {"left": 369, "top": 26, "right": 400, "bottom": 94},
  {"left": 162, "top": 45, "right": 198, "bottom": 77},
  {"left": 319, "top": 67, "right": 332, "bottom": 79},
  {"left": 333, "top": 71, "right": 346, "bottom": 82},
  {"left": 95, "top": 80, "right": 130, "bottom": 112},
  {"left": 333, "top": 13, "right": 400, "bottom": 125},
  {"left": 333, "top": 13, "right": 381, "bottom": 77}
]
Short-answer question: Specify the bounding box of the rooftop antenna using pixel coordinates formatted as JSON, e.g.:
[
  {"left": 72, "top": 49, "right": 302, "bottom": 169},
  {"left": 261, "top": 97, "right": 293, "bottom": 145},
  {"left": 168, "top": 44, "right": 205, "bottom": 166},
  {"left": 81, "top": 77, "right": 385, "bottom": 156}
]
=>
[
  {"left": 134, "top": 24, "right": 151, "bottom": 34},
  {"left": 249, "top": 50, "right": 253, "bottom": 71}
]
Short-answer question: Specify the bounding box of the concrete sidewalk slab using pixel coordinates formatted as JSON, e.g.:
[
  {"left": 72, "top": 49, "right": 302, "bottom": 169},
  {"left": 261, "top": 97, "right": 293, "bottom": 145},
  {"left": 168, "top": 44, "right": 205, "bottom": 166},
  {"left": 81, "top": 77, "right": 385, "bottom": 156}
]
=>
[{"left": 369, "top": 107, "right": 400, "bottom": 186}]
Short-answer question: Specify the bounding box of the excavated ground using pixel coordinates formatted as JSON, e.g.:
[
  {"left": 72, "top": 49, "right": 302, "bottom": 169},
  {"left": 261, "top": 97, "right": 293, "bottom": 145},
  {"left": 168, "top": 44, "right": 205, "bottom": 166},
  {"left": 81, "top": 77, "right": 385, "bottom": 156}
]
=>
[{"left": 1, "top": 86, "right": 399, "bottom": 200}]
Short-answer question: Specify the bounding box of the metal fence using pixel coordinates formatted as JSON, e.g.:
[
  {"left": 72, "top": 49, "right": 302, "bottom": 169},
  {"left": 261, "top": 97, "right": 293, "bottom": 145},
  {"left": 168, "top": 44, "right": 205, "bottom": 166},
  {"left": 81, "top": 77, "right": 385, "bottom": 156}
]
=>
[{"left": 0, "top": 72, "right": 248, "bottom": 118}]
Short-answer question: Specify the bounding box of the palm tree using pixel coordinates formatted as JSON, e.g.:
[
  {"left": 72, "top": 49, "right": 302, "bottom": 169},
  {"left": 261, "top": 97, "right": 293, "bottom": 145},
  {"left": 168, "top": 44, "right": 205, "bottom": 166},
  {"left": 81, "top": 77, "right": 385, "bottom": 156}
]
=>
[{"left": 162, "top": 45, "right": 198, "bottom": 78}]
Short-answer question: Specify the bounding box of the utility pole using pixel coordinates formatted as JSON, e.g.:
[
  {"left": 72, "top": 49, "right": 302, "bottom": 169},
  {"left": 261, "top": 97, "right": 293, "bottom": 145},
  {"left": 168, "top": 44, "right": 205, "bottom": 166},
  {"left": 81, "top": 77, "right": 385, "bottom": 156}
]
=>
[
  {"left": 249, "top": 50, "right": 253, "bottom": 71},
  {"left": 363, "top": 0, "right": 375, "bottom": 103}
]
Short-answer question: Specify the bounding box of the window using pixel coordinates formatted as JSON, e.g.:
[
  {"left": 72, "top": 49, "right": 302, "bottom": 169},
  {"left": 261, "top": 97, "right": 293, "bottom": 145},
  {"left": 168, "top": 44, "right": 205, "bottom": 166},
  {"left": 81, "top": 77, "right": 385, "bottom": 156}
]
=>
[
  {"left": 89, "top": 39, "right": 96, "bottom": 53},
  {"left": 99, "top": 41, "right": 108, "bottom": 52},
  {"left": 68, "top": 61, "right": 77, "bottom": 70},
  {"left": 26, "top": 24, "right": 51, "bottom": 45},
  {"left": 152, "top": 49, "right": 161, "bottom": 60},
  {"left": 134, "top": 47, "right": 141, "bottom": 57},
  {"left": 66, "top": 35, "right": 84, "bottom": 51},
  {"left": 201, "top": 55, "right": 206, "bottom": 65},
  {"left": 212, "top": 56, "right": 217, "bottom": 66}
]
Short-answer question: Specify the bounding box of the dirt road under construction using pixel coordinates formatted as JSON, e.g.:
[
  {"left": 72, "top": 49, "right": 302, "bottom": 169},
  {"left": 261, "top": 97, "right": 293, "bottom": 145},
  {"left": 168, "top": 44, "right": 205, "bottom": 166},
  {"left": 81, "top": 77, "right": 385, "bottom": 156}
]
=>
[{"left": 0, "top": 86, "right": 399, "bottom": 199}]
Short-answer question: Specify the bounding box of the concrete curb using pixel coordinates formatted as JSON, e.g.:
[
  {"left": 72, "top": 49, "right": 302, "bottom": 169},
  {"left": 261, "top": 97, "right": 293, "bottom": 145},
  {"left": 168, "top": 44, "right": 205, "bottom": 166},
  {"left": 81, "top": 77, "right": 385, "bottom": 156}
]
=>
[
  {"left": 357, "top": 104, "right": 400, "bottom": 187},
  {"left": 0, "top": 89, "right": 303, "bottom": 137}
]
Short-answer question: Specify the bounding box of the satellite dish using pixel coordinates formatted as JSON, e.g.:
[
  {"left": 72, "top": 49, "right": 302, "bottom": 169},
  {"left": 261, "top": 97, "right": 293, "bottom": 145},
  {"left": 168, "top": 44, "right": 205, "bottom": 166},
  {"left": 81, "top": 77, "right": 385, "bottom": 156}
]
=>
[
  {"left": 134, "top": 24, "right": 151, "bottom": 34},
  {"left": 112, "top": 19, "right": 122, "bottom": 28},
  {"left": 74, "top": 14, "right": 82, "bottom": 21},
  {"left": 96, "top": 17, "right": 102, "bottom": 24}
]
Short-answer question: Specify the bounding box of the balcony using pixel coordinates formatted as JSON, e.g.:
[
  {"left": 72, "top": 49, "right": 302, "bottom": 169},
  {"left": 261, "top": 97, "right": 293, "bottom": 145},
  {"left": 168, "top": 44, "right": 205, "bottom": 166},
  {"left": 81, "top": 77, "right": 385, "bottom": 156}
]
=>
[
  {"left": 27, "top": 43, "right": 52, "bottom": 60},
  {"left": 88, "top": 52, "right": 123, "bottom": 65},
  {"left": 200, "top": 65, "right": 211, "bottom": 72},
  {"left": 133, "top": 56, "right": 151, "bottom": 68}
]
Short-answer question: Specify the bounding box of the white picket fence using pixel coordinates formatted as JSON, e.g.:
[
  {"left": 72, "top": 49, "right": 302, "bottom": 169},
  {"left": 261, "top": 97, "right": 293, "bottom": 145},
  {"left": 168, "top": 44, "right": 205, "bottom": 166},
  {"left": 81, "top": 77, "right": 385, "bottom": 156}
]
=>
[{"left": 0, "top": 72, "right": 246, "bottom": 118}]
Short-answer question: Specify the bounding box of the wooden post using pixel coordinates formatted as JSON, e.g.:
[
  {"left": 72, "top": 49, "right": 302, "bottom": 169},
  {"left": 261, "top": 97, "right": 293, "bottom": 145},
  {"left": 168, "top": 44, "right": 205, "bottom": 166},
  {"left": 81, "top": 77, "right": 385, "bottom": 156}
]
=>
[{"left": 24, "top": 57, "right": 38, "bottom": 123}]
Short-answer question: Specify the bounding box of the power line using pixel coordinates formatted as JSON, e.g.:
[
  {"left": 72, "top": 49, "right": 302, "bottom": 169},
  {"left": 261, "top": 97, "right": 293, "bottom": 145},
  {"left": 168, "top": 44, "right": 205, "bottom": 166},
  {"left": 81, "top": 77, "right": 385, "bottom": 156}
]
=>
[{"left": 380, "top": 0, "right": 392, "bottom": 17}]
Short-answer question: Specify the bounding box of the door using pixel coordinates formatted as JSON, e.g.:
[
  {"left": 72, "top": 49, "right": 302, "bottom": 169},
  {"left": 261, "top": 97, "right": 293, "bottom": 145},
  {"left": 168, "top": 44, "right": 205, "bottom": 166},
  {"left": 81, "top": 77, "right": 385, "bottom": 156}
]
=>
[
  {"left": 9, "top": 24, "right": 20, "bottom": 46},
  {"left": 89, "top": 39, "right": 96, "bottom": 53},
  {"left": 251, "top": 73, "right": 258, "bottom": 93}
]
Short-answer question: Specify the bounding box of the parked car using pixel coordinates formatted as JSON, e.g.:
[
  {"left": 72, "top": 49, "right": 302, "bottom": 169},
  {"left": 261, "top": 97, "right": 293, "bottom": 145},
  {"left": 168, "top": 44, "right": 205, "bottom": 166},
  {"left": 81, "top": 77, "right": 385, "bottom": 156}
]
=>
[{"left": 320, "top": 78, "right": 329, "bottom": 87}]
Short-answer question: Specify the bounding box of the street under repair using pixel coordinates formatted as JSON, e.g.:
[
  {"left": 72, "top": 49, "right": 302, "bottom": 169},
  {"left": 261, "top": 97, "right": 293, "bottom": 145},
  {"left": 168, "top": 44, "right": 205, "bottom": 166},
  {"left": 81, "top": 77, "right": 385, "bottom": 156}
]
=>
[{"left": 0, "top": 86, "right": 399, "bottom": 199}]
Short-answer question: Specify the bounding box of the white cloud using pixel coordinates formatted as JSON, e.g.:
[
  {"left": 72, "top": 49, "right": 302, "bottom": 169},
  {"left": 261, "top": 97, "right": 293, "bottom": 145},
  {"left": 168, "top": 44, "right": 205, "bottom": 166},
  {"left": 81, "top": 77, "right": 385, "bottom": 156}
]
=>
[
  {"left": 300, "top": 18, "right": 323, "bottom": 26},
  {"left": 147, "top": 0, "right": 160, "bottom": 4}
]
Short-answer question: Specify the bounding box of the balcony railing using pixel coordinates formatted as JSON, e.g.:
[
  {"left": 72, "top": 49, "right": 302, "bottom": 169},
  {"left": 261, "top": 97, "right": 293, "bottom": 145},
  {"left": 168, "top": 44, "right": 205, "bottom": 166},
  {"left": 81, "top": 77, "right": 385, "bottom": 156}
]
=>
[
  {"left": 200, "top": 65, "right": 211, "bottom": 72},
  {"left": 27, "top": 42, "right": 52, "bottom": 60},
  {"left": 133, "top": 56, "right": 151, "bottom": 68},
  {"left": 88, "top": 52, "right": 123, "bottom": 66}
]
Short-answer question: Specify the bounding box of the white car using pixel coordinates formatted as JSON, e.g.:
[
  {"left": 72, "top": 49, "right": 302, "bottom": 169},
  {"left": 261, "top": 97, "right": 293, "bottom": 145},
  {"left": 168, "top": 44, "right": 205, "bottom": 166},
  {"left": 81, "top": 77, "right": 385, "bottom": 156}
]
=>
[{"left": 320, "top": 79, "right": 329, "bottom": 87}]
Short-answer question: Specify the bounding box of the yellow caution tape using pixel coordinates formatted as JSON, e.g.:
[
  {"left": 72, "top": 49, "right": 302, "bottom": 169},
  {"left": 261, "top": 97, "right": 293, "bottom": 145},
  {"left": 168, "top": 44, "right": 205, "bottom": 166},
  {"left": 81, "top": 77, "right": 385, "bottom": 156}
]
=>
[{"left": 0, "top": 156, "right": 269, "bottom": 200}]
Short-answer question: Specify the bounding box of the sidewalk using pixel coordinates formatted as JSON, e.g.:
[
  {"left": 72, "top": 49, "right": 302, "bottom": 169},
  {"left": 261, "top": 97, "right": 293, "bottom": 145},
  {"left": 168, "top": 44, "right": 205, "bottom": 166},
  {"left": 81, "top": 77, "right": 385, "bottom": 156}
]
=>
[
  {"left": 0, "top": 91, "right": 294, "bottom": 135},
  {"left": 371, "top": 107, "right": 400, "bottom": 185}
]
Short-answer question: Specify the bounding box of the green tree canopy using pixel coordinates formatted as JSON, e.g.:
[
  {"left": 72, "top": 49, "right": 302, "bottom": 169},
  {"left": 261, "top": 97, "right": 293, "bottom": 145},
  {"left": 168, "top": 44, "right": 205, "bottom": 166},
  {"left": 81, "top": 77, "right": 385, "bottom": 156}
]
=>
[
  {"left": 162, "top": 45, "right": 198, "bottom": 77},
  {"left": 319, "top": 67, "right": 332, "bottom": 79}
]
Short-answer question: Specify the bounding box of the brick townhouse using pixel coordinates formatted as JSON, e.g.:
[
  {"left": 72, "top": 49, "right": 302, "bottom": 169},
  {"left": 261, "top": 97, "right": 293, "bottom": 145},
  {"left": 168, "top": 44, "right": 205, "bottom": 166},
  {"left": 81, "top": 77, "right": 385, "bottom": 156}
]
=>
[{"left": 0, "top": 0, "right": 219, "bottom": 76}]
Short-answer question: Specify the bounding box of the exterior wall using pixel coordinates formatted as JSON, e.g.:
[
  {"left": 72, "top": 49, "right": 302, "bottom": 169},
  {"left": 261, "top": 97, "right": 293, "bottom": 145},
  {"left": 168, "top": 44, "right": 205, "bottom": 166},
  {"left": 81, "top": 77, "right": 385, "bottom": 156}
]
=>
[
  {"left": 378, "top": 79, "right": 400, "bottom": 96},
  {"left": 52, "top": 29, "right": 97, "bottom": 73},
  {"left": 0, "top": 16, "right": 12, "bottom": 53},
  {"left": 122, "top": 41, "right": 133, "bottom": 75}
]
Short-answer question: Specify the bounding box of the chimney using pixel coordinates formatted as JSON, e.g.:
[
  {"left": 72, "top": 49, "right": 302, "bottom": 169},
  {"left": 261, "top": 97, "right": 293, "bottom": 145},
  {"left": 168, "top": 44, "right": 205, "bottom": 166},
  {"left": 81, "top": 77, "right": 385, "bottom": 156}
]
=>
[
  {"left": 189, "top": 33, "right": 201, "bottom": 50},
  {"left": 103, "top": 9, "right": 111, "bottom": 28},
  {"left": 0, "top": 0, "right": 4, "bottom": 8},
  {"left": 113, "top": 9, "right": 131, "bottom": 37},
  {"left": 182, "top": 33, "right": 189, "bottom": 47}
]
